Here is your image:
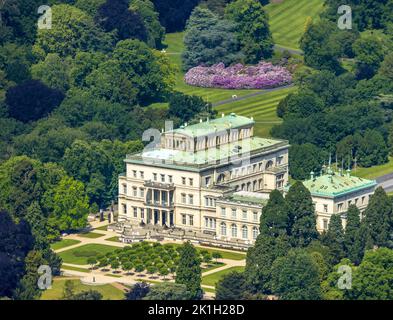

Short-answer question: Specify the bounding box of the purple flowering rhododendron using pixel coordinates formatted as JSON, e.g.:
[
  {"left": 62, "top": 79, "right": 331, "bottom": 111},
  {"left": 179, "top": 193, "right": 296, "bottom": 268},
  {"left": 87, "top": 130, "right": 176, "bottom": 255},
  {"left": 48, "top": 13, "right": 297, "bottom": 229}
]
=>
[{"left": 184, "top": 62, "right": 292, "bottom": 89}]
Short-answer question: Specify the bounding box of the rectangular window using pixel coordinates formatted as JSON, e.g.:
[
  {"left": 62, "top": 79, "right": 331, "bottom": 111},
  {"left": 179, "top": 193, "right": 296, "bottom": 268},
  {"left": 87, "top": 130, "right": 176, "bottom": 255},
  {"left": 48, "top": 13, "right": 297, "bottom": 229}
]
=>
[
  {"left": 231, "top": 209, "right": 237, "bottom": 219},
  {"left": 221, "top": 207, "right": 226, "bottom": 217},
  {"left": 338, "top": 203, "right": 343, "bottom": 212},
  {"left": 189, "top": 215, "right": 194, "bottom": 226},
  {"left": 188, "top": 194, "right": 194, "bottom": 205},
  {"left": 139, "top": 188, "right": 144, "bottom": 198},
  {"left": 181, "top": 193, "right": 186, "bottom": 204},
  {"left": 132, "top": 170, "right": 137, "bottom": 178},
  {"left": 182, "top": 177, "right": 186, "bottom": 185},
  {"left": 140, "top": 171, "right": 144, "bottom": 179},
  {"left": 182, "top": 214, "right": 187, "bottom": 225},
  {"left": 122, "top": 204, "right": 127, "bottom": 214},
  {"left": 168, "top": 175, "right": 173, "bottom": 183},
  {"left": 323, "top": 204, "right": 328, "bottom": 213},
  {"left": 132, "top": 187, "right": 137, "bottom": 197},
  {"left": 323, "top": 219, "right": 328, "bottom": 230},
  {"left": 242, "top": 210, "right": 247, "bottom": 220},
  {"left": 189, "top": 178, "right": 193, "bottom": 186},
  {"left": 133, "top": 207, "right": 137, "bottom": 218},
  {"left": 205, "top": 176, "right": 211, "bottom": 186},
  {"left": 122, "top": 184, "right": 127, "bottom": 195},
  {"left": 140, "top": 208, "right": 144, "bottom": 219},
  {"left": 205, "top": 197, "right": 209, "bottom": 207},
  {"left": 153, "top": 173, "right": 157, "bottom": 181},
  {"left": 253, "top": 212, "right": 258, "bottom": 222},
  {"left": 160, "top": 174, "right": 165, "bottom": 182}
]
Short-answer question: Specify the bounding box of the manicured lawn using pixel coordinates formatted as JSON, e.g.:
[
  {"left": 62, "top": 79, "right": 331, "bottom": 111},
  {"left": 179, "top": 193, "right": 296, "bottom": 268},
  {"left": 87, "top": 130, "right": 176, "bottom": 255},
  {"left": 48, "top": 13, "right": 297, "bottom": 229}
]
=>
[
  {"left": 162, "top": 32, "right": 295, "bottom": 137},
  {"left": 61, "top": 265, "right": 91, "bottom": 273},
  {"left": 95, "top": 225, "right": 109, "bottom": 231},
  {"left": 196, "top": 247, "right": 246, "bottom": 261},
  {"left": 202, "top": 262, "right": 225, "bottom": 273},
  {"left": 353, "top": 157, "right": 393, "bottom": 180},
  {"left": 168, "top": 243, "right": 246, "bottom": 261},
  {"left": 59, "top": 244, "right": 119, "bottom": 265},
  {"left": 105, "top": 274, "right": 123, "bottom": 278},
  {"left": 163, "top": 32, "right": 262, "bottom": 104},
  {"left": 50, "top": 239, "right": 81, "bottom": 251},
  {"left": 78, "top": 232, "right": 105, "bottom": 239},
  {"left": 265, "top": 0, "right": 325, "bottom": 50},
  {"left": 215, "top": 86, "right": 297, "bottom": 137},
  {"left": 41, "top": 278, "right": 124, "bottom": 300},
  {"left": 202, "top": 266, "right": 245, "bottom": 287},
  {"left": 105, "top": 236, "right": 121, "bottom": 243}
]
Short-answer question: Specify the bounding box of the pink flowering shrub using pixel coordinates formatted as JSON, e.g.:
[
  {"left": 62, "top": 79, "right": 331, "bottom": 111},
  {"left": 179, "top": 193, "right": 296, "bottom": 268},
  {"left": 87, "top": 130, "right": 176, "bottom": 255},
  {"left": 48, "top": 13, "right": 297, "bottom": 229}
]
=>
[{"left": 184, "top": 62, "right": 292, "bottom": 89}]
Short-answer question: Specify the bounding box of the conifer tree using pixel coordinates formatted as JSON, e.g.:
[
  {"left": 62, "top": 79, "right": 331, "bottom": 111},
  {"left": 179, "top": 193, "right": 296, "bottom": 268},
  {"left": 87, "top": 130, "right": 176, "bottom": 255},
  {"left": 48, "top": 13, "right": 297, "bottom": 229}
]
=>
[
  {"left": 344, "top": 205, "right": 364, "bottom": 264},
  {"left": 259, "top": 190, "right": 289, "bottom": 237},
  {"left": 175, "top": 241, "right": 202, "bottom": 299},
  {"left": 322, "top": 214, "right": 345, "bottom": 265},
  {"left": 286, "top": 181, "right": 319, "bottom": 247},
  {"left": 363, "top": 187, "right": 392, "bottom": 248},
  {"left": 216, "top": 271, "right": 246, "bottom": 300},
  {"left": 245, "top": 233, "right": 290, "bottom": 293}
]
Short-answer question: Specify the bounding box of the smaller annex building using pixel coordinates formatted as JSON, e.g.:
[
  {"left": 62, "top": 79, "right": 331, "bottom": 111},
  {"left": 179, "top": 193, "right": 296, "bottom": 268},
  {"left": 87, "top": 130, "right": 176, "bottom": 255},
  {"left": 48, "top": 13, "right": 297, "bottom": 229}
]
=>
[{"left": 285, "top": 166, "right": 377, "bottom": 232}]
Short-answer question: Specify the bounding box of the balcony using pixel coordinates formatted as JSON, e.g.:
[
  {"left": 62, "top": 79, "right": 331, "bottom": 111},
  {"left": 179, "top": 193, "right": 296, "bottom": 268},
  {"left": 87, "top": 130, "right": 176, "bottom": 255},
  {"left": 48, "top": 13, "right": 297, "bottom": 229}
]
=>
[
  {"left": 144, "top": 199, "right": 174, "bottom": 209},
  {"left": 144, "top": 180, "right": 175, "bottom": 190}
]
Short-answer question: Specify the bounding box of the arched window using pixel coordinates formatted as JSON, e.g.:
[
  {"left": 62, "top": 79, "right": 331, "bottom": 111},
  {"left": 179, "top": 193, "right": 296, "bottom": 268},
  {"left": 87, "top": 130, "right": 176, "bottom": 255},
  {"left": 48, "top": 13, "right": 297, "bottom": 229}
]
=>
[
  {"left": 252, "top": 227, "right": 258, "bottom": 240},
  {"left": 217, "top": 173, "right": 225, "bottom": 183},
  {"left": 266, "top": 160, "right": 274, "bottom": 170},
  {"left": 221, "top": 223, "right": 227, "bottom": 236},
  {"left": 231, "top": 224, "right": 237, "bottom": 238},
  {"left": 242, "top": 225, "right": 248, "bottom": 239}
]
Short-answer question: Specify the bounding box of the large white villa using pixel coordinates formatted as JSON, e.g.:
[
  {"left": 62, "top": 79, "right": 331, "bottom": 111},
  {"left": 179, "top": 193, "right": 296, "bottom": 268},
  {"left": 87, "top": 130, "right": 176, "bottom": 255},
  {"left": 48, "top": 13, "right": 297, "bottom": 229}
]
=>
[{"left": 116, "top": 114, "right": 377, "bottom": 248}]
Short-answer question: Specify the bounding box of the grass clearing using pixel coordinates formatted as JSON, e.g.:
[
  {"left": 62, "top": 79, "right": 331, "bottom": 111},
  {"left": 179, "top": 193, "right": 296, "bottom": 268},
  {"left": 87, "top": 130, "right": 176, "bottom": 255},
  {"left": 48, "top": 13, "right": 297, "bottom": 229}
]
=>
[
  {"left": 265, "top": 0, "right": 325, "bottom": 50},
  {"left": 59, "top": 244, "right": 119, "bottom": 265},
  {"left": 50, "top": 239, "right": 81, "bottom": 251},
  {"left": 202, "top": 266, "right": 245, "bottom": 287},
  {"left": 41, "top": 278, "right": 124, "bottom": 300}
]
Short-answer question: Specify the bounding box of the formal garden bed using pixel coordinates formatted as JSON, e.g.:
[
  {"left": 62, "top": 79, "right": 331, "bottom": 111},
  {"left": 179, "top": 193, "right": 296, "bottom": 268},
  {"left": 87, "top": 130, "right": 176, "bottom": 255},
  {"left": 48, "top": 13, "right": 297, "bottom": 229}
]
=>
[
  {"left": 59, "top": 242, "right": 228, "bottom": 280},
  {"left": 184, "top": 62, "right": 292, "bottom": 89}
]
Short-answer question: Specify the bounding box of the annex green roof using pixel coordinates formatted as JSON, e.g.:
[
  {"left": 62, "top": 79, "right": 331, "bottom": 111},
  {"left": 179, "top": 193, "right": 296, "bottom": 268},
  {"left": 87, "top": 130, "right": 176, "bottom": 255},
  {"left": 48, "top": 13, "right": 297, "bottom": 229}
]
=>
[
  {"left": 168, "top": 113, "right": 255, "bottom": 138},
  {"left": 126, "top": 136, "right": 288, "bottom": 171},
  {"left": 289, "top": 169, "right": 377, "bottom": 198}
]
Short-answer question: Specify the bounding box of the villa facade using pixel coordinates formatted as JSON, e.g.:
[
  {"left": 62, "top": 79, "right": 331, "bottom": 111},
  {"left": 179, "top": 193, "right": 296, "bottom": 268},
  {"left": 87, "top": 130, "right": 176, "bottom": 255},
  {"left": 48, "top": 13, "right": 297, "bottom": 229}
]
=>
[
  {"left": 118, "top": 113, "right": 289, "bottom": 245},
  {"left": 117, "top": 113, "right": 377, "bottom": 246}
]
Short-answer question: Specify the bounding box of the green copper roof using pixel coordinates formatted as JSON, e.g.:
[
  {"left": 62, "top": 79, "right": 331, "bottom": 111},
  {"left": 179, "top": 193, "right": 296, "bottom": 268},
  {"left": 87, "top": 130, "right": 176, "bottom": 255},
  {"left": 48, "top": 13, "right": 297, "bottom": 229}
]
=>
[
  {"left": 223, "top": 192, "right": 268, "bottom": 206},
  {"left": 126, "top": 137, "right": 288, "bottom": 171},
  {"left": 289, "top": 170, "right": 377, "bottom": 198},
  {"left": 169, "top": 113, "right": 255, "bottom": 138}
]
